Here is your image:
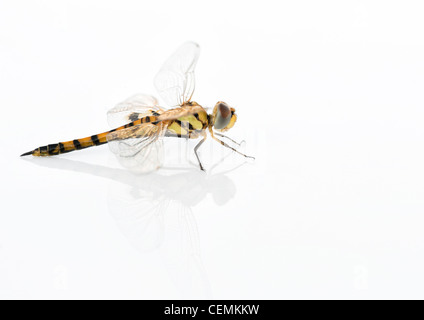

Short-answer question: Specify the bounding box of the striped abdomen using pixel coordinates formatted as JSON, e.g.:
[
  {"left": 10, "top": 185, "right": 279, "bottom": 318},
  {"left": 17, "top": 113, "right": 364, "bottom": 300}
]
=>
[{"left": 21, "top": 112, "right": 161, "bottom": 157}]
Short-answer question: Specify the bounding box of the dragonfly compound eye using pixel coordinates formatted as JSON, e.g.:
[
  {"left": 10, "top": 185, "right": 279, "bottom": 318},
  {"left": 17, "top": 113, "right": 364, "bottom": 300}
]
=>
[{"left": 214, "top": 102, "right": 232, "bottom": 130}]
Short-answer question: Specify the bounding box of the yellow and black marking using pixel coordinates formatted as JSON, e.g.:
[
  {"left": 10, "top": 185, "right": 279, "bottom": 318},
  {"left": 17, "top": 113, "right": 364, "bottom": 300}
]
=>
[
  {"left": 166, "top": 110, "right": 209, "bottom": 138},
  {"left": 129, "top": 110, "right": 161, "bottom": 122},
  {"left": 21, "top": 112, "right": 161, "bottom": 157},
  {"left": 21, "top": 107, "right": 212, "bottom": 157},
  {"left": 121, "top": 111, "right": 160, "bottom": 129}
]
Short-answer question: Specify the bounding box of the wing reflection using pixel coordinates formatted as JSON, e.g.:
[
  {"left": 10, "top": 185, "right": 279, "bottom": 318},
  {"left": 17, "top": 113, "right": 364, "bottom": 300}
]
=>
[{"left": 22, "top": 157, "right": 240, "bottom": 298}]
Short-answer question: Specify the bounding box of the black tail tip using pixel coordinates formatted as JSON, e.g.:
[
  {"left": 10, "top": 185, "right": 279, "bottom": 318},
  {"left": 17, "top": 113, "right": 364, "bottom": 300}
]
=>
[{"left": 20, "top": 151, "right": 33, "bottom": 157}]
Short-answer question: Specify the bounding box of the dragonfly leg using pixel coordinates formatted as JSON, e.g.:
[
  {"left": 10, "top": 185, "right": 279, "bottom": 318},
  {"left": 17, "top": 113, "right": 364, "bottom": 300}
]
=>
[
  {"left": 214, "top": 132, "right": 244, "bottom": 146},
  {"left": 210, "top": 131, "right": 255, "bottom": 160},
  {"left": 194, "top": 137, "right": 206, "bottom": 171}
]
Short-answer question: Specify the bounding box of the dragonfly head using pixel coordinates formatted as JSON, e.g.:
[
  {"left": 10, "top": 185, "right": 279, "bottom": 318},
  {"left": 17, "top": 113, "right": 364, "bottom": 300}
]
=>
[{"left": 212, "top": 101, "right": 237, "bottom": 132}]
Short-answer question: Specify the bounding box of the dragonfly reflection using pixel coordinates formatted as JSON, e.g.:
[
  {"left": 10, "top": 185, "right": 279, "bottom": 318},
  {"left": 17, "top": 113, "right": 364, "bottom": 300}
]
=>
[{"left": 23, "top": 157, "right": 241, "bottom": 298}]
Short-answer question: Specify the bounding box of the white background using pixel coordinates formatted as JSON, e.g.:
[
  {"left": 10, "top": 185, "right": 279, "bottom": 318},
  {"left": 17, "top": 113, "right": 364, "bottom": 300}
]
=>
[{"left": 1, "top": 0, "right": 424, "bottom": 299}]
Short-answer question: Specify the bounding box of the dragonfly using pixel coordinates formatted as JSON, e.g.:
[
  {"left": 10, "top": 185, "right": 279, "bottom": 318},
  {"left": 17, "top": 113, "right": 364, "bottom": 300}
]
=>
[{"left": 21, "top": 42, "right": 254, "bottom": 172}]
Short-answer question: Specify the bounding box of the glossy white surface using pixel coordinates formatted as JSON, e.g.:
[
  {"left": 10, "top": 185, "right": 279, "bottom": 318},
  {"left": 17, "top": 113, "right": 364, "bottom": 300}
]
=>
[{"left": 1, "top": 1, "right": 424, "bottom": 299}]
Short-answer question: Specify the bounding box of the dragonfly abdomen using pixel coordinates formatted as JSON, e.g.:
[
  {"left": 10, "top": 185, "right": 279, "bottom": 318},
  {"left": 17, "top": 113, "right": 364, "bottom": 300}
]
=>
[
  {"left": 21, "top": 114, "right": 162, "bottom": 157},
  {"left": 21, "top": 132, "right": 110, "bottom": 157}
]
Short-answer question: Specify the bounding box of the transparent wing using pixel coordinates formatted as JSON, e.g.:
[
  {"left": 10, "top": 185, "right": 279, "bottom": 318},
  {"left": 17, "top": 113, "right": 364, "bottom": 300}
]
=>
[
  {"left": 107, "top": 94, "right": 165, "bottom": 128},
  {"left": 107, "top": 122, "right": 168, "bottom": 174},
  {"left": 154, "top": 42, "right": 200, "bottom": 107}
]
